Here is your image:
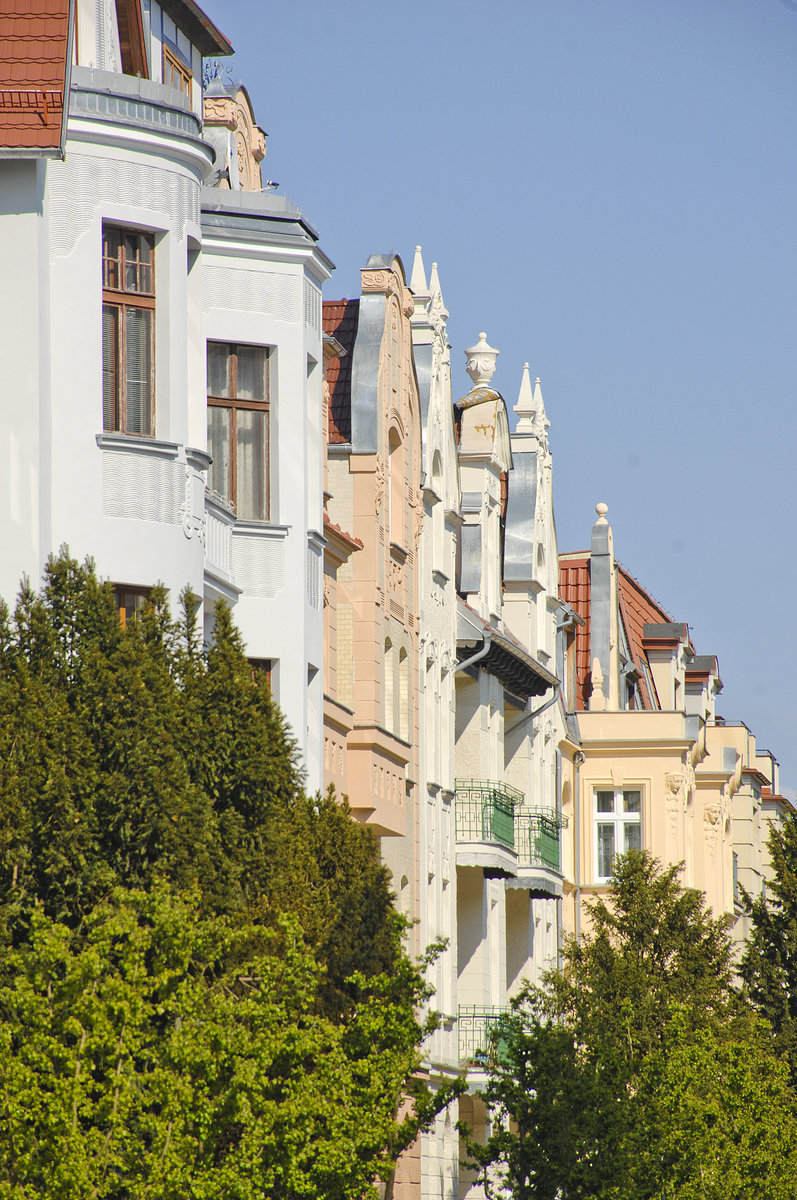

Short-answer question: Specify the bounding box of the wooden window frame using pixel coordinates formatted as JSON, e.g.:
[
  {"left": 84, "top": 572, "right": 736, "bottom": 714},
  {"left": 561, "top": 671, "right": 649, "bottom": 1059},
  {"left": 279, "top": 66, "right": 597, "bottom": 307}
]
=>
[
  {"left": 102, "top": 226, "right": 155, "bottom": 436},
  {"left": 162, "top": 44, "right": 192, "bottom": 96},
  {"left": 117, "top": 0, "right": 149, "bottom": 78},
  {"left": 114, "top": 585, "right": 152, "bottom": 628},
  {"left": 207, "top": 342, "right": 270, "bottom": 521}
]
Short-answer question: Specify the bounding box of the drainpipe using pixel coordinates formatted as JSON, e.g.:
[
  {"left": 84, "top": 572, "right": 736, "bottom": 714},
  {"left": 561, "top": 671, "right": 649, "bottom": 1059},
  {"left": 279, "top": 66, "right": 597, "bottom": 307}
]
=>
[
  {"left": 455, "top": 626, "right": 493, "bottom": 674},
  {"left": 504, "top": 682, "right": 560, "bottom": 735},
  {"left": 556, "top": 748, "right": 563, "bottom": 971},
  {"left": 574, "top": 750, "right": 585, "bottom": 943}
]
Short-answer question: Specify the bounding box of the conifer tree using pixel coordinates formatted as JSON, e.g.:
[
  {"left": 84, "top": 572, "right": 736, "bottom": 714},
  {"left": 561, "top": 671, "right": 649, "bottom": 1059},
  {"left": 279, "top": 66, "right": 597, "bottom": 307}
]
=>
[
  {"left": 0, "top": 551, "right": 404, "bottom": 999},
  {"left": 740, "top": 814, "right": 797, "bottom": 1086},
  {"left": 468, "top": 851, "right": 797, "bottom": 1200}
]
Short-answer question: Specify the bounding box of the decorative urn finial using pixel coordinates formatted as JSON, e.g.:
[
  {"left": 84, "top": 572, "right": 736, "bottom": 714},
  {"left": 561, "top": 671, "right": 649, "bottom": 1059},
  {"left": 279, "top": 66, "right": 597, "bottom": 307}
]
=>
[{"left": 465, "top": 332, "right": 499, "bottom": 386}]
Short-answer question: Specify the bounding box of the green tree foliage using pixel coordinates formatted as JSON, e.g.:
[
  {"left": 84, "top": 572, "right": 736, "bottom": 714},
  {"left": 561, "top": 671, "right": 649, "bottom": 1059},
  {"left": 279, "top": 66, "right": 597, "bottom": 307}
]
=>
[
  {"left": 468, "top": 852, "right": 797, "bottom": 1200},
  {"left": 0, "top": 885, "right": 433, "bottom": 1199},
  {"left": 0, "top": 552, "right": 460, "bottom": 1192},
  {"left": 740, "top": 814, "right": 797, "bottom": 1086},
  {"left": 0, "top": 553, "right": 400, "bottom": 1000}
]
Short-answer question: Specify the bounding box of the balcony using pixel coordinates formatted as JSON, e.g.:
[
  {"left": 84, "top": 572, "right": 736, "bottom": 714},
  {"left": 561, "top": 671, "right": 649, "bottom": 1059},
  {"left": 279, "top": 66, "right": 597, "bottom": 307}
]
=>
[
  {"left": 511, "top": 807, "right": 566, "bottom": 898},
  {"left": 458, "top": 1006, "right": 512, "bottom": 1071},
  {"left": 455, "top": 779, "right": 523, "bottom": 876},
  {"left": 204, "top": 492, "right": 237, "bottom": 596}
]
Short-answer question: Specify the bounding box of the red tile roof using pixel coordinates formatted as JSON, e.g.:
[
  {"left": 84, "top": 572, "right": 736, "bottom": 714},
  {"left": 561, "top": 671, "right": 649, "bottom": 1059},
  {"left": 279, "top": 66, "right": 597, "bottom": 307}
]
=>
[
  {"left": 323, "top": 510, "right": 363, "bottom": 552},
  {"left": 0, "top": 0, "right": 71, "bottom": 153},
  {"left": 616, "top": 566, "right": 671, "bottom": 709},
  {"left": 323, "top": 298, "right": 358, "bottom": 444},
  {"left": 558, "top": 554, "right": 678, "bottom": 711},
  {"left": 559, "top": 555, "right": 592, "bottom": 709}
]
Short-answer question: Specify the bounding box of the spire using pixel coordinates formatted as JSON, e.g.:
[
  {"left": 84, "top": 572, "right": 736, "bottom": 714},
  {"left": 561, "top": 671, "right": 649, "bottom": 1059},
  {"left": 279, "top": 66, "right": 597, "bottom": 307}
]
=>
[
  {"left": 514, "top": 362, "right": 535, "bottom": 433},
  {"left": 410, "top": 245, "right": 428, "bottom": 295},
  {"left": 429, "top": 260, "right": 444, "bottom": 307},
  {"left": 532, "top": 374, "right": 550, "bottom": 446}
]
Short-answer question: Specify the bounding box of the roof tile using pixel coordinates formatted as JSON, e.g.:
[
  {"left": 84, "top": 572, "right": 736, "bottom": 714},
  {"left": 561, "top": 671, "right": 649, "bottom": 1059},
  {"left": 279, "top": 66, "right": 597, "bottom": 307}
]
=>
[
  {"left": 323, "top": 298, "right": 359, "bottom": 444},
  {"left": 0, "top": 0, "right": 71, "bottom": 153}
]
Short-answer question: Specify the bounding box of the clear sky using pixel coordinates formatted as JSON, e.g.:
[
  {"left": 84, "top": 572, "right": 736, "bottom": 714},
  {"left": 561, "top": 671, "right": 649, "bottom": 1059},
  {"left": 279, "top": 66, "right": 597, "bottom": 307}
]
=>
[{"left": 204, "top": 0, "right": 797, "bottom": 791}]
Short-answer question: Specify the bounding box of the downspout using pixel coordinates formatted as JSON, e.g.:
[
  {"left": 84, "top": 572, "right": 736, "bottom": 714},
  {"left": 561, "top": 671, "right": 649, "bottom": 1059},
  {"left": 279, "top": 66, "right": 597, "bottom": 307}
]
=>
[
  {"left": 556, "top": 748, "right": 563, "bottom": 972},
  {"left": 454, "top": 626, "right": 493, "bottom": 674},
  {"left": 503, "top": 681, "right": 560, "bottom": 735},
  {"left": 574, "top": 750, "right": 585, "bottom": 943}
]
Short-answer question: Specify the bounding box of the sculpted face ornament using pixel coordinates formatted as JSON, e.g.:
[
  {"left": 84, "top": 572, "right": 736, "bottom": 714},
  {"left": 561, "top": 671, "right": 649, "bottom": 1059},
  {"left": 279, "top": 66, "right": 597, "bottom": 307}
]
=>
[{"left": 465, "top": 332, "right": 499, "bottom": 387}]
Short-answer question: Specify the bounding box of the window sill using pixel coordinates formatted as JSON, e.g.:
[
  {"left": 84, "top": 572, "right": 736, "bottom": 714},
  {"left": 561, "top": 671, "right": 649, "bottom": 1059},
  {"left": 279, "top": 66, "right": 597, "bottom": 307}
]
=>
[
  {"left": 96, "top": 432, "right": 179, "bottom": 459},
  {"left": 232, "top": 520, "right": 290, "bottom": 538}
]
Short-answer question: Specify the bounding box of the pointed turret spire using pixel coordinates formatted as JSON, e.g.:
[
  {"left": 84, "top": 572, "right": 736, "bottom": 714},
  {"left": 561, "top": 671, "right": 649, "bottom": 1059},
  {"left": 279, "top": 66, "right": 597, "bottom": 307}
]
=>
[
  {"left": 514, "top": 362, "right": 535, "bottom": 433},
  {"left": 429, "top": 260, "right": 444, "bottom": 306},
  {"left": 410, "top": 245, "right": 428, "bottom": 295},
  {"left": 532, "top": 375, "right": 550, "bottom": 446}
]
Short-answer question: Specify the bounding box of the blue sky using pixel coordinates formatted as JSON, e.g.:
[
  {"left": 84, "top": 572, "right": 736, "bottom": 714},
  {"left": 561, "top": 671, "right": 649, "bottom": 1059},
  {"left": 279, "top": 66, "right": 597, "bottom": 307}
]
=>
[{"left": 204, "top": 0, "right": 797, "bottom": 790}]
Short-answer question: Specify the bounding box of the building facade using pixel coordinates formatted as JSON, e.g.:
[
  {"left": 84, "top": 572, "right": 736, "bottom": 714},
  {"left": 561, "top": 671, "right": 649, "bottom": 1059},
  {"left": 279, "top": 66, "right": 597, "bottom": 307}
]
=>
[
  {"left": 558, "top": 506, "right": 789, "bottom": 948},
  {"left": 0, "top": 0, "right": 330, "bottom": 788}
]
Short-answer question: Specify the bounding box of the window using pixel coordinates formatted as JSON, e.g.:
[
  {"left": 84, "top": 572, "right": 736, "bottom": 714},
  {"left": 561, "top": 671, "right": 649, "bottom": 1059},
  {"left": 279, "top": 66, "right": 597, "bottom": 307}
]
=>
[
  {"left": 115, "top": 586, "right": 151, "bottom": 628},
  {"left": 162, "top": 44, "right": 191, "bottom": 95},
  {"left": 388, "top": 426, "right": 402, "bottom": 545},
  {"left": 595, "top": 788, "right": 642, "bottom": 881},
  {"left": 102, "top": 226, "right": 155, "bottom": 436},
  {"left": 248, "top": 658, "right": 272, "bottom": 688},
  {"left": 207, "top": 343, "right": 270, "bottom": 521}
]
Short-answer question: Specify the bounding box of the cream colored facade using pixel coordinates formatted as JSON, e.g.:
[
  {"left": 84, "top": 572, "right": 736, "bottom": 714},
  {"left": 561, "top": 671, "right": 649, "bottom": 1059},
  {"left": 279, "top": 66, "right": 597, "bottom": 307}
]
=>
[
  {"left": 559, "top": 508, "right": 789, "bottom": 948},
  {"left": 324, "top": 254, "right": 424, "bottom": 1198}
]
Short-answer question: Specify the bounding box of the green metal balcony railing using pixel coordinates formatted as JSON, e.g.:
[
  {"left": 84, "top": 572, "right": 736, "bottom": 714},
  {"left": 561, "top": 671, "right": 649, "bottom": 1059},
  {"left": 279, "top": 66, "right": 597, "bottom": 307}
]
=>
[
  {"left": 455, "top": 779, "right": 524, "bottom": 851},
  {"left": 515, "top": 807, "right": 568, "bottom": 872},
  {"left": 458, "top": 1005, "right": 513, "bottom": 1068}
]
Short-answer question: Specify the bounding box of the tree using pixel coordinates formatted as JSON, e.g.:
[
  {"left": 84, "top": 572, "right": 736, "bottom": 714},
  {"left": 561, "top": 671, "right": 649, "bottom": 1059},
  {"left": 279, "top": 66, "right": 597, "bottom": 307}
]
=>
[
  {"left": 740, "top": 813, "right": 797, "bottom": 1086},
  {"left": 0, "top": 884, "right": 438, "bottom": 1200},
  {"left": 467, "top": 851, "right": 797, "bottom": 1200},
  {"left": 0, "top": 552, "right": 460, "bottom": 1192},
  {"left": 0, "top": 552, "right": 402, "bottom": 1000}
]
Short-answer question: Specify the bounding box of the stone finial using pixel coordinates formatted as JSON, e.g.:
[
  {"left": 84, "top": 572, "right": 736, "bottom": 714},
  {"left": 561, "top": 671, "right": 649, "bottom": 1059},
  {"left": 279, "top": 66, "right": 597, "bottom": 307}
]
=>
[
  {"left": 410, "top": 245, "right": 428, "bottom": 295},
  {"left": 514, "top": 362, "right": 535, "bottom": 433},
  {"left": 590, "top": 656, "right": 607, "bottom": 711},
  {"left": 465, "top": 332, "right": 499, "bottom": 387},
  {"left": 595, "top": 502, "right": 609, "bottom": 524}
]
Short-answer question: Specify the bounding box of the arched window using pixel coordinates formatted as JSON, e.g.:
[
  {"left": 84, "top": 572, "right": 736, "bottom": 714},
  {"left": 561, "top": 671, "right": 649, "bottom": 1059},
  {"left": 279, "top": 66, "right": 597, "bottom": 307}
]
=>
[
  {"left": 388, "top": 426, "right": 403, "bottom": 546},
  {"left": 399, "top": 647, "right": 409, "bottom": 741},
  {"left": 384, "top": 637, "right": 394, "bottom": 732},
  {"left": 432, "top": 450, "right": 444, "bottom": 565}
]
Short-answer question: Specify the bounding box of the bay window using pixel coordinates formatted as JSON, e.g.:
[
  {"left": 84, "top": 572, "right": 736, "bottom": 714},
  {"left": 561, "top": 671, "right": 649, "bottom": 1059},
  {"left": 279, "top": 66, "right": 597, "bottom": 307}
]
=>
[
  {"left": 207, "top": 342, "right": 270, "bottom": 521},
  {"left": 102, "top": 226, "right": 155, "bottom": 436},
  {"left": 595, "top": 788, "right": 642, "bottom": 881}
]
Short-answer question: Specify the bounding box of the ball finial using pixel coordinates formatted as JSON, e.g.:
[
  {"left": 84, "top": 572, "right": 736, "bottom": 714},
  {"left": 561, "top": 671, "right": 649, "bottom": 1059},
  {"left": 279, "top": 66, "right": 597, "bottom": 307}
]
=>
[{"left": 595, "top": 502, "right": 609, "bottom": 523}]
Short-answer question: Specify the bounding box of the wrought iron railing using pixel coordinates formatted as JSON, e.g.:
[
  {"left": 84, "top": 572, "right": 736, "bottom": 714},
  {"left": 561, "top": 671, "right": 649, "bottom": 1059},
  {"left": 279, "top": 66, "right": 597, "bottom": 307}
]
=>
[
  {"left": 515, "top": 807, "right": 567, "bottom": 872},
  {"left": 454, "top": 779, "right": 524, "bottom": 850},
  {"left": 458, "top": 1005, "right": 512, "bottom": 1068}
]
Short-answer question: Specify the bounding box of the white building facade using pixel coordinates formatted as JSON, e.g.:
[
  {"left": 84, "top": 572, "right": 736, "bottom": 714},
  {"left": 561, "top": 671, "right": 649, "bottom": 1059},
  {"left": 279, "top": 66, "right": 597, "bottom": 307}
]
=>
[{"left": 0, "top": 0, "right": 330, "bottom": 788}]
